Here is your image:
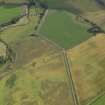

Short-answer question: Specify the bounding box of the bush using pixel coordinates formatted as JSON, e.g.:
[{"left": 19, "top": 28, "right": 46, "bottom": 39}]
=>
[
  {"left": 0, "top": 56, "right": 6, "bottom": 64},
  {"left": 5, "top": 74, "right": 17, "bottom": 88}
]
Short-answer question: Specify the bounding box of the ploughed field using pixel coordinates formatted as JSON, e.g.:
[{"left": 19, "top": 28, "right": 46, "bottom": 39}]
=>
[
  {"left": 0, "top": 6, "right": 22, "bottom": 24},
  {"left": 39, "top": 10, "right": 92, "bottom": 49},
  {"left": 68, "top": 34, "right": 105, "bottom": 105}
]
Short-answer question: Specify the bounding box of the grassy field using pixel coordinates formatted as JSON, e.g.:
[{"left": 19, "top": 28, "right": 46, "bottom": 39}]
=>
[
  {"left": 39, "top": 10, "right": 92, "bottom": 49},
  {"left": 39, "top": 0, "right": 103, "bottom": 13},
  {"left": 0, "top": 6, "right": 22, "bottom": 24},
  {"left": 0, "top": 6, "right": 73, "bottom": 105},
  {"left": 10, "top": 35, "right": 60, "bottom": 68},
  {"left": 0, "top": 36, "right": 73, "bottom": 105},
  {"left": 90, "top": 94, "right": 105, "bottom": 105},
  {"left": 0, "top": 0, "right": 27, "bottom": 3},
  {"left": 69, "top": 0, "right": 102, "bottom": 12},
  {"left": 67, "top": 34, "right": 105, "bottom": 105},
  {"left": 83, "top": 10, "right": 105, "bottom": 29},
  {"left": 0, "top": 42, "right": 6, "bottom": 58},
  {"left": 0, "top": 0, "right": 103, "bottom": 13},
  {"left": 0, "top": 7, "right": 40, "bottom": 44}
]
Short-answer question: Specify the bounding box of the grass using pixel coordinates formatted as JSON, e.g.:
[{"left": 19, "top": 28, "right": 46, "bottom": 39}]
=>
[
  {"left": 0, "top": 40, "right": 73, "bottom": 105},
  {"left": 39, "top": 0, "right": 102, "bottom": 13},
  {"left": 90, "top": 94, "right": 105, "bottom": 105},
  {"left": 10, "top": 36, "right": 60, "bottom": 68},
  {"left": 0, "top": 0, "right": 27, "bottom": 3},
  {"left": 68, "top": 34, "right": 105, "bottom": 105},
  {"left": 83, "top": 10, "right": 105, "bottom": 29},
  {"left": 39, "top": 10, "right": 92, "bottom": 49},
  {"left": 0, "top": 0, "right": 102, "bottom": 12},
  {"left": 0, "top": 6, "right": 73, "bottom": 105},
  {"left": 0, "top": 6, "right": 22, "bottom": 24},
  {"left": 70, "top": 0, "right": 102, "bottom": 12},
  {"left": 0, "top": 42, "right": 6, "bottom": 58},
  {"left": 0, "top": 10, "right": 40, "bottom": 44}
]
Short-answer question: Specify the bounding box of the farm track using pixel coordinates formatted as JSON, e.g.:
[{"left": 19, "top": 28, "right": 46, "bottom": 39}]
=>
[
  {"left": 35, "top": 8, "right": 80, "bottom": 105},
  {"left": 63, "top": 50, "right": 80, "bottom": 105},
  {"left": 36, "top": 32, "right": 80, "bottom": 105},
  {"left": 37, "top": 9, "right": 48, "bottom": 32}
]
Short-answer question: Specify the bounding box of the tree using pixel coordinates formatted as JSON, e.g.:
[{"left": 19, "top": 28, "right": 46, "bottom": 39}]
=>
[{"left": 0, "top": 56, "right": 6, "bottom": 64}]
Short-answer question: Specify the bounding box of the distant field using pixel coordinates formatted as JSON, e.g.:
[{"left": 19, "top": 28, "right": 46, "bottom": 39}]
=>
[
  {"left": 39, "top": 10, "right": 92, "bottom": 49},
  {"left": 0, "top": 6, "right": 73, "bottom": 105},
  {"left": 39, "top": 0, "right": 102, "bottom": 13},
  {"left": 68, "top": 34, "right": 105, "bottom": 105},
  {"left": 0, "top": 42, "right": 6, "bottom": 58},
  {"left": 0, "top": 0, "right": 27, "bottom": 3},
  {"left": 70, "top": 0, "right": 102, "bottom": 12},
  {"left": 0, "top": 6, "right": 22, "bottom": 24}
]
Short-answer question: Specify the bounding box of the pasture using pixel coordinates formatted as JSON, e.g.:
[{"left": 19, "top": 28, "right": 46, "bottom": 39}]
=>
[
  {"left": 70, "top": 0, "right": 102, "bottom": 12},
  {"left": 0, "top": 42, "right": 6, "bottom": 58},
  {"left": 39, "top": 0, "right": 103, "bottom": 13},
  {"left": 39, "top": 10, "right": 92, "bottom": 49},
  {"left": 0, "top": 36, "right": 73, "bottom": 105},
  {"left": 0, "top": 6, "right": 22, "bottom": 24},
  {"left": 90, "top": 94, "right": 105, "bottom": 105},
  {"left": 0, "top": 7, "right": 40, "bottom": 44},
  {"left": 0, "top": 0, "right": 103, "bottom": 13},
  {"left": 0, "top": 6, "right": 73, "bottom": 105},
  {"left": 83, "top": 10, "right": 105, "bottom": 28},
  {"left": 68, "top": 34, "right": 105, "bottom": 105},
  {"left": 10, "top": 35, "right": 61, "bottom": 68},
  {"left": 0, "top": 0, "right": 27, "bottom": 3}
]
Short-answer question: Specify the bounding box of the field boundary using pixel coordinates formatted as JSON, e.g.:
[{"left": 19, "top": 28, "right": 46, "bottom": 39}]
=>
[
  {"left": 34, "top": 30, "right": 80, "bottom": 105},
  {"left": 85, "top": 90, "right": 105, "bottom": 105},
  {"left": 62, "top": 50, "right": 80, "bottom": 105},
  {"left": 36, "top": 9, "right": 49, "bottom": 32}
]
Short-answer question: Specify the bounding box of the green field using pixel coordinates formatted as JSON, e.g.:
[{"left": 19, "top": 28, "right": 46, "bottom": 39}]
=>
[
  {"left": 0, "top": 0, "right": 27, "bottom": 3},
  {"left": 0, "top": 0, "right": 103, "bottom": 13},
  {"left": 0, "top": 1, "right": 105, "bottom": 105},
  {"left": 90, "top": 94, "right": 105, "bottom": 105},
  {"left": 0, "top": 8, "right": 40, "bottom": 44},
  {"left": 39, "top": 10, "right": 92, "bottom": 49},
  {"left": 39, "top": 0, "right": 103, "bottom": 13},
  {"left": 0, "top": 6, "right": 22, "bottom": 24},
  {"left": 0, "top": 6, "right": 73, "bottom": 105}
]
